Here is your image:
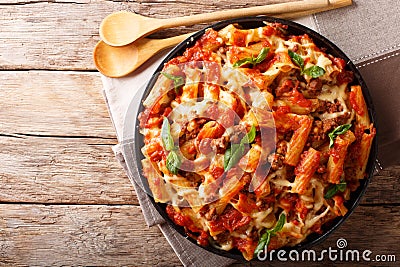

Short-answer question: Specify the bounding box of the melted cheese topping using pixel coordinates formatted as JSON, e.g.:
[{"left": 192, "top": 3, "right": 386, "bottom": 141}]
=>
[{"left": 316, "top": 83, "right": 349, "bottom": 120}]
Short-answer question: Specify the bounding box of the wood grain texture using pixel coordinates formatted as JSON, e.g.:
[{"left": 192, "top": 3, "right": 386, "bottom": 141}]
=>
[
  {"left": 0, "top": 204, "right": 181, "bottom": 266},
  {"left": 0, "top": 204, "right": 398, "bottom": 266},
  {"left": 0, "top": 135, "right": 137, "bottom": 205},
  {"left": 0, "top": 71, "right": 114, "bottom": 137},
  {"left": 0, "top": 0, "right": 294, "bottom": 70}
]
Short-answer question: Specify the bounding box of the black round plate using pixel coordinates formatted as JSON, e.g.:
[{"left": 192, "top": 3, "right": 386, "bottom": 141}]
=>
[{"left": 125, "top": 16, "right": 377, "bottom": 262}]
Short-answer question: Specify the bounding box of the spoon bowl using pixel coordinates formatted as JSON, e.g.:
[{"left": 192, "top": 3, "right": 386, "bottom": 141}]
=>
[{"left": 99, "top": 12, "right": 160, "bottom": 48}]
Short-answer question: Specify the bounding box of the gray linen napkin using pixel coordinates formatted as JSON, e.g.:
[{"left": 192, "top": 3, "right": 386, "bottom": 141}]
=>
[
  {"left": 101, "top": 2, "right": 399, "bottom": 266},
  {"left": 312, "top": 0, "right": 400, "bottom": 167}
]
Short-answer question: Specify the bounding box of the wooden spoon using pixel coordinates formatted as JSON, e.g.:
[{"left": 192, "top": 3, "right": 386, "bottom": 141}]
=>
[
  {"left": 100, "top": 0, "right": 329, "bottom": 46},
  {"left": 93, "top": 33, "right": 193, "bottom": 78}
]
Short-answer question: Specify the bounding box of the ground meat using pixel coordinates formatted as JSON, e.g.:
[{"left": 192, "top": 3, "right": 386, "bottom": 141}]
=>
[
  {"left": 308, "top": 115, "right": 348, "bottom": 145},
  {"left": 316, "top": 99, "right": 344, "bottom": 114},
  {"left": 203, "top": 207, "right": 217, "bottom": 221},
  {"left": 322, "top": 118, "right": 338, "bottom": 133},
  {"left": 285, "top": 166, "right": 295, "bottom": 182},
  {"left": 229, "top": 124, "right": 247, "bottom": 143},
  {"left": 276, "top": 140, "right": 288, "bottom": 155},
  {"left": 181, "top": 118, "right": 208, "bottom": 141},
  {"left": 304, "top": 78, "right": 323, "bottom": 97},
  {"left": 308, "top": 120, "right": 326, "bottom": 143},
  {"left": 211, "top": 136, "right": 229, "bottom": 154},
  {"left": 267, "top": 153, "right": 285, "bottom": 171},
  {"left": 275, "top": 78, "right": 295, "bottom": 97},
  {"left": 322, "top": 111, "right": 351, "bottom": 132}
]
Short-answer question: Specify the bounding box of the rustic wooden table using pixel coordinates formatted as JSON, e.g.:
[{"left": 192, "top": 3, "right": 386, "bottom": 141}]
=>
[{"left": 0, "top": 0, "right": 399, "bottom": 266}]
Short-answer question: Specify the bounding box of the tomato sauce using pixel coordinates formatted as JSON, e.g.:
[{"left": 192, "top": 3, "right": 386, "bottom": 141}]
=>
[
  {"left": 290, "top": 88, "right": 312, "bottom": 108},
  {"left": 209, "top": 205, "right": 251, "bottom": 233},
  {"left": 333, "top": 57, "right": 346, "bottom": 69},
  {"left": 232, "top": 30, "right": 247, "bottom": 47},
  {"left": 235, "top": 193, "right": 258, "bottom": 214},
  {"left": 166, "top": 206, "right": 209, "bottom": 246},
  {"left": 349, "top": 91, "right": 364, "bottom": 116},
  {"left": 337, "top": 70, "right": 354, "bottom": 84},
  {"left": 210, "top": 166, "right": 224, "bottom": 179},
  {"left": 233, "top": 237, "right": 257, "bottom": 257}
]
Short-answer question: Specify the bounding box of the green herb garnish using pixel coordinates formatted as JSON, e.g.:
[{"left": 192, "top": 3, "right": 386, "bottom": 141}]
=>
[
  {"left": 288, "top": 50, "right": 325, "bottom": 78},
  {"left": 254, "top": 213, "right": 286, "bottom": 255},
  {"left": 288, "top": 49, "right": 304, "bottom": 69},
  {"left": 324, "top": 180, "right": 347, "bottom": 199},
  {"left": 161, "top": 72, "right": 184, "bottom": 93},
  {"left": 233, "top": 47, "right": 269, "bottom": 68},
  {"left": 241, "top": 125, "right": 256, "bottom": 144},
  {"left": 161, "top": 117, "right": 182, "bottom": 174},
  {"left": 224, "top": 125, "right": 256, "bottom": 171},
  {"left": 161, "top": 117, "right": 174, "bottom": 151},
  {"left": 166, "top": 150, "right": 181, "bottom": 175},
  {"left": 302, "top": 65, "right": 326, "bottom": 78},
  {"left": 224, "top": 143, "right": 245, "bottom": 171},
  {"left": 328, "top": 124, "right": 352, "bottom": 148}
]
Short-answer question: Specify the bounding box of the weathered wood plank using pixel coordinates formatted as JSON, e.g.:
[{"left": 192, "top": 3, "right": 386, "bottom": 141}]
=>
[
  {"left": 0, "top": 204, "right": 398, "bottom": 266},
  {"left": 0, "top": 0, "right": 294, "bottom": 70},
  {"left": 0, "top": 135, "right": 137, "bottom": 204},
  {"left": 363, "top": 166, "right": 400, "bottom": 205},
  {"left": 0, "top": 204, "right": 181, "bottom": 266},
  {"left": 0, "top": 71, "right": 115, "bottom": 137}
]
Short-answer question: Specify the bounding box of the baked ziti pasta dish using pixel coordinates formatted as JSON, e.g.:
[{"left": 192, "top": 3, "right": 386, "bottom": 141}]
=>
[{"left": 138, "top": 22, "right": 375, "bottom": 260}]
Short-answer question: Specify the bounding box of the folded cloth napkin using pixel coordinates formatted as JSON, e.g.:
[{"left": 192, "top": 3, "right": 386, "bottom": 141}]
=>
[
  {"left": 101, "top": 2, "right": 399, "bottom": 265},
  {"left": 311, "top": 0, "right": 400, "bottom": 167}
]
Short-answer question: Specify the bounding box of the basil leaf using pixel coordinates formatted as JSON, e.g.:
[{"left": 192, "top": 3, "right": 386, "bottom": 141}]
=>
[
  {"left": 269, "top": 213, "right": 286, "bottom": 235},
  {"left": 223, "top": 146, "right": 233, "bottom": 170},
  {"left": 324, "top": 181, "right": 346, "bottom": 199},
  {"left": 302, "top": 65, "right": 326, "bottom": 78},
  {"left": 337, "top": 181, "right": 347, "bottom": 192},
  {"left": 324, "top": 185, "right": 338, "bottom": 199},
  {"left": 328, "top": 124, "right": 352, "bottom": 148},
  {"left": 254, "top": 213, "right": 286, "bottom": 256},
  {"left": 166, "top": 150, "right": 181, "bottom": 175},
  {"left": 161, "top": 117, "right": 174, "bottom": 151},
  {"left": 224, "top": 125, "right": 256, "bottom": 171},
  {"left": 241, "top": 125, "right": 256, "bottom": 144},
  {"left": 288, "top": 50, "right": 304, "bottom": 69},
  {"left": 161, "top": 72, "right": 184, "bottom": 93},
  {"left": 255, "top": 47, "right": 269, "bottom": 64},
  {"left": 254, "top": 232, "right": 271, "bottom": 255},
  {"left": 233, "top": 48, "right": 269, "bottom": 68},
  {"left": 332, "top": 124, "right": 352, "bottom": 135},
  {"left": 224, "top": 143, "right": 244, "bottom": 171},
  {"left": 232, "top": 58, "right": 253, "bottom": 68},
  {"left": 224, "top": 143, "right": 240, "bottom": 170}
]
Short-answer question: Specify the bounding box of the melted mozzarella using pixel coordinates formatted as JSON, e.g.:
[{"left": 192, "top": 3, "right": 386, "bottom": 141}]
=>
[{"left": 316, "top": 83, "right": 349, "bottom": 120}]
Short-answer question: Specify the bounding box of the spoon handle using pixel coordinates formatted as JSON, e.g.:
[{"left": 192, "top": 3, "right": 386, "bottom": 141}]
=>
[
  {"left": 154, "top": 32, "right": 195, "bottom": 48},
  {"left": 133, "top": 33, "right": 195, "bottom": 68},
  {"left": 160, "top": 0, "right": 330, "bottom": 29},
  {"left": 275, "top": 0, "right": 352, "bottom": 19}
]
